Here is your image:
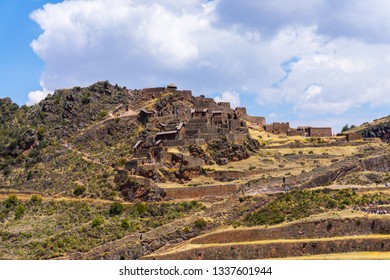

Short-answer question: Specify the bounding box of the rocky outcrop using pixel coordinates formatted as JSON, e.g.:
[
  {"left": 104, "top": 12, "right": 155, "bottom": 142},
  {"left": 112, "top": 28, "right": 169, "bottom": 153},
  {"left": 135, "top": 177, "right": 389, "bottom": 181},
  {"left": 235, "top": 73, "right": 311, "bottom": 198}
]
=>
[
  {"left": 362, "top": 155, "right": 390, "bottom": 172},
  {"left": 207, "top": 138, "right": 251, "bottom": 165},
  {"left": 362, "top": 122, "right": 390, "bottom": 142},
  {"left": 28, "top": 81, "right": 132, "bottom": 138},
  {"left": 114, "top": 170, "right": 166, "bottom": 201},
  {"left": 189, "top": 144, "right": 215, "bottom": 165}
]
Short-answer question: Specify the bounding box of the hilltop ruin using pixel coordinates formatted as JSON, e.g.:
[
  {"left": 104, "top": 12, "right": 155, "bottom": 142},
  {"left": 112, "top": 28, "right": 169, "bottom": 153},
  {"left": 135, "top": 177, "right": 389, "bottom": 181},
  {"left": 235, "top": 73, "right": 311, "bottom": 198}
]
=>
[{"left": 127, "top": 84, "right": 332, "bottom": 171}]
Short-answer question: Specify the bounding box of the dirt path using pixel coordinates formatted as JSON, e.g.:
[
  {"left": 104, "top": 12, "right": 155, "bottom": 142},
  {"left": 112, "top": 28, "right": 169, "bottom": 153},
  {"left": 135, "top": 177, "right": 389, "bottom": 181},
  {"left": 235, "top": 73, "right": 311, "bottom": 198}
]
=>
[
  {"left": 0, "top": 191, "right": 135, "bottom": 205},
  {"left": 77, "top": 108, "right": 138, "bottom": 138}
]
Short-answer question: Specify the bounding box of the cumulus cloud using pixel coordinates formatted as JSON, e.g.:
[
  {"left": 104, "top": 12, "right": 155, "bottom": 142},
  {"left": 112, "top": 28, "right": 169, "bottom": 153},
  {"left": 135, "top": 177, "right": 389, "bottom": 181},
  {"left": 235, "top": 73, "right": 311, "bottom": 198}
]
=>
[
  {"left": 214, "top": 91, "right": 241, "bottom": 108},
  {"left": 26, "top": 89, "right": 50, "bottom": 106},
  {"left": 28, "top": 0, "right": 390, "bottom": 130}
]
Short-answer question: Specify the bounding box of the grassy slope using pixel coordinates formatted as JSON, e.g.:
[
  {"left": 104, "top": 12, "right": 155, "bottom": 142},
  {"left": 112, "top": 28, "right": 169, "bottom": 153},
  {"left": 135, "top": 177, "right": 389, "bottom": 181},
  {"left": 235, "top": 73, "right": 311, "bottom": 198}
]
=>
[{"left": 346, "top": 115, "right": 390, "bottom": 134}]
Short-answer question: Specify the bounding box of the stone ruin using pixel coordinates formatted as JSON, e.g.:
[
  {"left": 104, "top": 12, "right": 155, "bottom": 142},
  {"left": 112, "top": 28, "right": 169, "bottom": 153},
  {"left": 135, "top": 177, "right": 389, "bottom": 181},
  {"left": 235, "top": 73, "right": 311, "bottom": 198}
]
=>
[
  {"left": 126, "top": 84, "right": 265, "bottom": 175},
  {"left": 265, "top": 122, "right": 333, "bottom": 137},
  {"left": 125, "top": 84, "right": 360, "bottom": 177}
]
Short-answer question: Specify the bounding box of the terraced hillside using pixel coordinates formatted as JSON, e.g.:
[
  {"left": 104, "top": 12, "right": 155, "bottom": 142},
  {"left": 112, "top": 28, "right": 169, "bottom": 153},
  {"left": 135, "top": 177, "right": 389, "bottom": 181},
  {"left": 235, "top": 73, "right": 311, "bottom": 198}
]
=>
[{"left": 1, "top": 82, "right": 390, "bottom": 259}]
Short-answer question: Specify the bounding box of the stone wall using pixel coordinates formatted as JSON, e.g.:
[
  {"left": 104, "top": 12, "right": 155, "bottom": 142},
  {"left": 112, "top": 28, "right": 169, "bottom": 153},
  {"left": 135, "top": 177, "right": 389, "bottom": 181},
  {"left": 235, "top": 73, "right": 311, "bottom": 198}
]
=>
[
  {"left": 226, "top": 133, "right": 248, "bottom": 144},
  {"left": 127, "top": 175, "right": 157, "bottom": 189},
  {"left": 194, "top": 97, "right": 219, "bottom": 109},
  {"left": 183, "top": 138, "right": 206, "bottom": 145},
  {"left": 218, "top": 102, "right": 231, "bottom": 109},
  {"left": 192, "top": 218, "right": 390, "bottom": 244},
  {"left": 346, "top": 132, "right": 363, "bottom": 142},
  {"left": 141, "top": 87, "right": 165, "bottom": 99},
  {"left": 309, "top": 127, "right": 332, "bottom": 137},
  {"left": 146, "top": 237, "right": 390, "bottom": 260},
  {"left": 287, "top": 129, "right": 306, "bottom": 137},
  {"left": 144, "top": 217, "right": 390, "bottom": 260},
  {"left": 175, "top": 90, "right": 192, "bottom": 100},
  {"left": 235, "top": 107, "right": 266, "bottom": 125},
  {"left": 265, "top": 122, "right": 290, "bottom": 134},
  {"left": 171, "top": 153, "right": 205, "bottom": 168}
]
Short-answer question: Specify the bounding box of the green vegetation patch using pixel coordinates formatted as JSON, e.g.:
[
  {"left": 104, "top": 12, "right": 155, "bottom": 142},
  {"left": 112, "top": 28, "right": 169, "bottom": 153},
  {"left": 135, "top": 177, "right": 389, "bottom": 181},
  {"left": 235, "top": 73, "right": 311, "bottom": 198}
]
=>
[
  {"left": 243, "top": 189, "right": 390, "bottom": 227},
  {"left": 0, "top": 198, "right": 204, "bottom": 259}
]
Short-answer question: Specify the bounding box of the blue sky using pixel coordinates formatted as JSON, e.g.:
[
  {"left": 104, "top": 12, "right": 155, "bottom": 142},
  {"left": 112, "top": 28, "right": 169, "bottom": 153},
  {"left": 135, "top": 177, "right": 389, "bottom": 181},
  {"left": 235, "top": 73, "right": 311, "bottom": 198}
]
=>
[
  {"left": 0, "top": 0, "right": 62, "bottom": 105},
  {"left": 1, "top": 0, "right": 390, "bottom": 132}
]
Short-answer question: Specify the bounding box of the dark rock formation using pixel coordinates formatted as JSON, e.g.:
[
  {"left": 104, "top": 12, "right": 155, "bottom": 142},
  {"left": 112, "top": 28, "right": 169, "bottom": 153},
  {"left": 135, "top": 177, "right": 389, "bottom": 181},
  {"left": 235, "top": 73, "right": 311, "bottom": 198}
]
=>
[{"left": 362, "top": 122, "right": 390, "bottom": 142}]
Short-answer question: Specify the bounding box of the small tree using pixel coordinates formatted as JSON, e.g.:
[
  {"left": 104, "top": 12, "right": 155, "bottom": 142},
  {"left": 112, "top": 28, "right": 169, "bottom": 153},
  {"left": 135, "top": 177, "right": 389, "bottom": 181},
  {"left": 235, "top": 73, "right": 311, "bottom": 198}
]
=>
[{"left": 341, "top": 124, "right": 350, "bottom": 132}]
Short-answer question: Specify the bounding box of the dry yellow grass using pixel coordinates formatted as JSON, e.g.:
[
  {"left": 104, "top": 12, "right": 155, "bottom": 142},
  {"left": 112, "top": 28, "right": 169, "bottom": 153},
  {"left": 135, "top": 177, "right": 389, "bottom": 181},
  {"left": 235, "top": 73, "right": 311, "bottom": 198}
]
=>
[
  {"left": 275, "top": 251, "right": 390, "bottom": 260},
  {"left": 346, "top": 115, "right": 390, "bottom": 134},
  {"left": 167, "top": 147, "right": 183, "bottom": 154}
]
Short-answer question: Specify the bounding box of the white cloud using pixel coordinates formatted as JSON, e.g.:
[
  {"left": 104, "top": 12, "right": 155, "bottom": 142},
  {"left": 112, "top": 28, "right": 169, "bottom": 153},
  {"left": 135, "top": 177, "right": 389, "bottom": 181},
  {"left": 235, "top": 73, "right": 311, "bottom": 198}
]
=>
[
  {"left": 28, "top": 0, "right": 390, "bottom": 129},
  {"left": 214, "top": 91, "right": 241, "bottom": 108},
  {"left": 26, "top": 89, "right": 50, "bottom": 106},
  {"left": 305, "top": 84, "right": 322, "bottom": 99}
]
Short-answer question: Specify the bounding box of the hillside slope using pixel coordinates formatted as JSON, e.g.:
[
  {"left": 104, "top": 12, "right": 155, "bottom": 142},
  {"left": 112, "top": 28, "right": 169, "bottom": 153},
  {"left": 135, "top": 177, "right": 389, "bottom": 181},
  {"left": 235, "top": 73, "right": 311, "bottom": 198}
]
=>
[
  {"left": 1, "top": 81, "right": 390, "bottom": 260},
  {"left": 346, "top": 115, "right": 390, "bottom": 142}
]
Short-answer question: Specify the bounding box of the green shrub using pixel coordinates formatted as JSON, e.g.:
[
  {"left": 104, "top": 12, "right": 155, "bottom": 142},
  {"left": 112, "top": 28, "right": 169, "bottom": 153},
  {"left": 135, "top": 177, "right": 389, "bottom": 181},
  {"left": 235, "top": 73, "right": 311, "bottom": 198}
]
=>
[
  {"left": 30, "top": 195, "right": 43, "bottom": 204},
  {"left": 134, "top": 202, "right": 147, "bottom": 216},
  {"left": 3, "top": 166, "right": 11, "bottom": 176},
  {"left": 73, "top": 185, "right": 86, "bottom": 196},
  {"left": 5, "top": 195, "right": 18, "bottom": 208},
  {"left": 37, "top": 127, "right": 45, "bottom": 141},
  {"left": 98, "top": 110, "right": 108, "bottom": 119},
  {"left": 15, "top": 205, "right": 25, "bottom": 219},
  {"left": 121, "top": 218, "right": 130, "bottom": 230},
  {"left": 194, "top": 219, "right": 207, "bottom": 230},
  {"left": 109, "top": 202, "right": 124, "bottom": 216},
  {"left": 26, "top": 170, "right": 33, "bottom": 180},
  {"left": 91, "top": 216, "right": 104, "bottom": 228},
  {"left": 28, "top": 149, "right": 40, "bottom": 158},
  {"left": 81, "top": 96, "right": 90, "bottom": 105},
  {"left": 326, "top": 199, "right": 337, "bottom": 209}
]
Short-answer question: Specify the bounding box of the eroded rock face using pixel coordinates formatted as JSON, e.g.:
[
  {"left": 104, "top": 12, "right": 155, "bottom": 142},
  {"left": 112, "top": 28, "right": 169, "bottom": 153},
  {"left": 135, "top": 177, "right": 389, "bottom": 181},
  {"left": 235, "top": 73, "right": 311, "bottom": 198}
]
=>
[
  {"left": 189, "top": 144, "right": 215, "bottom": 165},
  {"left": 114, "top": 170, "right": 166, "bottom": 201},
  {"left": 207, "top": 138, "right": 251, "bottom": 165},
  {"left": 362, "top": 123, "right": 390, "bottom": 142},
  {"left": 18, "top": 129, "right": 37, "bottom": 151},
  {"left": 362, "top": 155, "right": 390, "bottom": 172}
]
